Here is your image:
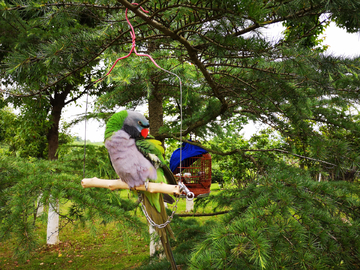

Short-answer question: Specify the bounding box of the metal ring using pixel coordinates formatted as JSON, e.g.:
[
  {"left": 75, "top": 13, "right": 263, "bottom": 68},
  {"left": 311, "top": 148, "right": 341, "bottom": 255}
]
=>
[{"left": 186, "top": 192, "right": 195, "bottom": 201}]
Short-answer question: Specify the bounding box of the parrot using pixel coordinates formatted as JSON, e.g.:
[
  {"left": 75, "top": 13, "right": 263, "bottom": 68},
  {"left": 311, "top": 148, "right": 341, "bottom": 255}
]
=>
[{"left": 104, "top": 110, "right": 178, "bottom": 270}]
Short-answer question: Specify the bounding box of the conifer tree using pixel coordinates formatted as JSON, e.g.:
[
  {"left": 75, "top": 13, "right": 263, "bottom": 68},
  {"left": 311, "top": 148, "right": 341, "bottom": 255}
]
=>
[{"left": 1, "top": 0, "right": 117, "bottom": 244}]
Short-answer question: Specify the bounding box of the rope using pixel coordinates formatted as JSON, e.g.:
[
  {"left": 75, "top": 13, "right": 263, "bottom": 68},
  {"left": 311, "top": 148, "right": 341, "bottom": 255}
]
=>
[
  {"left": 92, "top": 4, "right": 163, "bottom": 85},
  {"left": 93, "top": 2, "right": 188, "bottom": 189}
]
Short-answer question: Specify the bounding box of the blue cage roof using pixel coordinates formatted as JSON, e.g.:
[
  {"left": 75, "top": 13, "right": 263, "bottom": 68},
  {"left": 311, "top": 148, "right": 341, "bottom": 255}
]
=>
[{"left": 169, "top": 142, "right": 208, "bottom": 173}]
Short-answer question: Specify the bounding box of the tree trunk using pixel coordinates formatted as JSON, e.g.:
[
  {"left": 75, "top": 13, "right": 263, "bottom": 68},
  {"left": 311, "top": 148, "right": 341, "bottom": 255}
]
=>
[
  {"left": 36, "top": 194, "right": 44, "bottom": 217},
  {"left": 149, "top": 224, "right": 163, "bottom": 257},
  {"left": 147, "top": 39, "right": 165, "bottom": 142},
  {"left": 47, "top": 87, "right": 70, "bottom": 160},
  {"left": 46, "top": 85, "right": 71, "bottom": 245},
  {"left": 148, "top": 85, "right": 164, "bottom": 142}
]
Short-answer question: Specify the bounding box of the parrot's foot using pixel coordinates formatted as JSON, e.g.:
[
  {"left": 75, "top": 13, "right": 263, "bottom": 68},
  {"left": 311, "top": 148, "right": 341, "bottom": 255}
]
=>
[{"left": 145, "top": 179, "right": 149, "bottom": 191}]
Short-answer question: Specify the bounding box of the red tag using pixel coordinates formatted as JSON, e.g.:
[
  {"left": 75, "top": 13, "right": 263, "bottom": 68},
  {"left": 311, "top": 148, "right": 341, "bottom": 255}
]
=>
[{"left": 141, "top": 128, "right": 149, "bottom": 138}]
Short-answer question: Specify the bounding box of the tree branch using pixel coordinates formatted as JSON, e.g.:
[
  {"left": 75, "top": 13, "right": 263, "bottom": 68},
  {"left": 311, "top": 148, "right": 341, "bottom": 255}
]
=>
[
  {"left": 169, "top": 138, "right": 339, "bottom": 167},
  {"left": 176, "top": 210, "right": 229, "bottom": 217},
  {"left": 1, "top": 3, "right": 125, "bottom": 11},
  {"left": 1, "top": 27, "right": 133, "bottom": 97},
  {"left": 117, "top": 0, "right": 228, "bottom": 109}
]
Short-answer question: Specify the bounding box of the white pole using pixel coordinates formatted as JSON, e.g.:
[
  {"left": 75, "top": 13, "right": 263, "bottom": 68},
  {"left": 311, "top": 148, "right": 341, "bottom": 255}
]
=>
[
  {"left": 149, "top": 225, "right": 161, "bottom": 257},
  {"left": 186, "top": 199, "right": 194, "bottom": 212},
  {"left": 46, "top": 196, "right": 60, "bottom": 245},
  {"left": 149, "top": 202, "right": 167, "bottom": 258}
]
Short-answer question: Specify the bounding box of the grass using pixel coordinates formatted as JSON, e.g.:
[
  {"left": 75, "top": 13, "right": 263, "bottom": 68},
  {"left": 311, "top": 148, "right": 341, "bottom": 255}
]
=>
[
  {"left": 0, "top": 184, "right": 223, "bottom": 269},
  {"left": 1, "top": 225, "right": 148, "bottom": 269}
]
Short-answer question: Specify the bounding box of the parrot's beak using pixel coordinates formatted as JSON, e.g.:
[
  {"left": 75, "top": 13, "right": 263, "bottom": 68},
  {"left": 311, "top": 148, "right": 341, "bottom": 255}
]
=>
[{"left": 141, "top": 128, "right": 149, "bottom": 138}]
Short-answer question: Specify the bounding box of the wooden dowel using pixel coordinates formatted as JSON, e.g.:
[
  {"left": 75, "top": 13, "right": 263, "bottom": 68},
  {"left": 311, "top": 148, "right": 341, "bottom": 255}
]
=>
[{"left": 81, "top": 177, "right": 182, "bottom": 195}]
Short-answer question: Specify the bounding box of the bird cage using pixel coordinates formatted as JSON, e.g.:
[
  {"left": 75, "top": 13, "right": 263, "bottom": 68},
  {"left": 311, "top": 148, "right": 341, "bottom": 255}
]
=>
[{"left": 170, "top": 143, "right": 212, "bottom": 198}]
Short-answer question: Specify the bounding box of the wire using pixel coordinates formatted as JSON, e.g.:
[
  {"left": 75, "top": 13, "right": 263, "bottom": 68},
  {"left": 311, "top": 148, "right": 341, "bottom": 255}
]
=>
[
  {"left": 92, "top": 4, "right": 148, "bottom": 85},
  {"left": 83, "top": 91, "right": 89, "bottom": 178},
  {"left": 84, "top": 3, "right": 189, "bottom": 199}
]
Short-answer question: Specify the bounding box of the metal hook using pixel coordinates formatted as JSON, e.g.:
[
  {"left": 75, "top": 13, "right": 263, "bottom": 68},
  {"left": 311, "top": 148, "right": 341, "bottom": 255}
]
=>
[{"left": 178, "top": 182, "right": 195, "bottom": 201}]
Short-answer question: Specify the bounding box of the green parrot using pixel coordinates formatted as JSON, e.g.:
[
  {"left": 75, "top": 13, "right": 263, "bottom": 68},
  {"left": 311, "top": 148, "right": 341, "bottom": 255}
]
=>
[{"left": 104, "top": 110, "right": 177, "bottom": 269}]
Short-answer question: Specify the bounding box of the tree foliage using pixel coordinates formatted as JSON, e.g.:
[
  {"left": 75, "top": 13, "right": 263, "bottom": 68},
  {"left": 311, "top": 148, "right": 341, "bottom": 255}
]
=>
[
  {"left": 1, "top": 0, "right": 360, "bottom": 268},
  {"left": 2, "top": 0, "right": 360, "bottom": 166},
  {"left": 0, "top": 145, "right": 142, "bottom": 258},
  {"left": 190, "top": 164, "right": 360, "bottom": 269},
  {"left": 1, "top": 0, "right": 112, "bottom": 160}
]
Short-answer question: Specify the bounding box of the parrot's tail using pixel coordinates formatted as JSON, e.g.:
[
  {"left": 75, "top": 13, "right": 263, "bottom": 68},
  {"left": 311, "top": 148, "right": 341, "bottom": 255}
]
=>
[
  {"left": 142, "top": 193, "right": 177, "bottom": 270},
  {"left": 159, "top": 233, "right": 177, "bottom": 270}
]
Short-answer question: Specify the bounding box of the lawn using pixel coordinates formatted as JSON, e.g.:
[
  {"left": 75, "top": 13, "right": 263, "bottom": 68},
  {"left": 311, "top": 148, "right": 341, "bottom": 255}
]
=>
[{"left": 0, "top": 184, "right": 223, "bottom": 269}]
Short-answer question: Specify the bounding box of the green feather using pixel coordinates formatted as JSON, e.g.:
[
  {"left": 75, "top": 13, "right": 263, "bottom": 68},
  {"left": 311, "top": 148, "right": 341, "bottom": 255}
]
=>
[
  {"left": 143, "top": 170, "right": 167, "bottom": 213},
  {"left": 136, "top": 139, "right": 166, "bottom": 164},
  {"left": 136, "top": 138, "right": 177, "bottom": 185},
  {"left": 144, "top": 168, "right": 167, "bottom": 212},
  {"left": 104, "top": 111, "right": 128, "bottom": 140}
]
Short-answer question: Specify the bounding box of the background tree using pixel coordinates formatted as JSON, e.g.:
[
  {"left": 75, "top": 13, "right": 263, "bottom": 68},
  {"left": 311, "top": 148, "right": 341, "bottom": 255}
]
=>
[
  {"left": 3, "top": 0, "right": 360, "bottom": 166},
  {"left": 88, "top": 0, "right": 360, "bottom": 175},
  {"left": 0, "top": 0, "right": 116, "bottom": 244}
]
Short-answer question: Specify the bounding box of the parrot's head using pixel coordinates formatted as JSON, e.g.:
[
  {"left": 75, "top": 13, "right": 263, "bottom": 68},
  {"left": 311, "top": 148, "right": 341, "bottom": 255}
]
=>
[
  {"left": 104, "top": 110, "right": 149, "bottom": 140},
  {"left": 123, "top": 111, "right": 149, "bottom": 138}
]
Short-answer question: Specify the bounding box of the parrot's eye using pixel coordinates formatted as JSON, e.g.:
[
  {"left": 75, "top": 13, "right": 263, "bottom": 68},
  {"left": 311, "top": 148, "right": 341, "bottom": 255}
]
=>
[{"left": 138, "top": 121, "right": 142, "bottom": 125}]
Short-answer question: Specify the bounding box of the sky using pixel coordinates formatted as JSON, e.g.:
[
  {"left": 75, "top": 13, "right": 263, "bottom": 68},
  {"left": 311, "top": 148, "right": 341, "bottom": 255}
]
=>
[{"left": 63, "top": 22, "right": 360, "bottom": 142}]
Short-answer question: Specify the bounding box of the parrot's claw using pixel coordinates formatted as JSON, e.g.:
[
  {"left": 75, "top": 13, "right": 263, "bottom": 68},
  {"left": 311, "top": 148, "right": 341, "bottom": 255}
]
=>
[{"left": 145, "top": 180, "right": 149, "bottom": 191}]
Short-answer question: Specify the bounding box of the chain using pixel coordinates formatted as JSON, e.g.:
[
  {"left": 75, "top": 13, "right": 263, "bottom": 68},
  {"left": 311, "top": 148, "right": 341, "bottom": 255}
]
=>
[
  {"left": 140, "top": 195, "right": 180, "bottom": 229},
  {"left": 140, "top": 183, "right": 195, "bottom": 228}
]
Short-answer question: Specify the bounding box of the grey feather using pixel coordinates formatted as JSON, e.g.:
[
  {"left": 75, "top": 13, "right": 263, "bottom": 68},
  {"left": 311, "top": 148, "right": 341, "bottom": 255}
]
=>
[{"left": 105, "top": 130, "right": 157, "bottom": 188}]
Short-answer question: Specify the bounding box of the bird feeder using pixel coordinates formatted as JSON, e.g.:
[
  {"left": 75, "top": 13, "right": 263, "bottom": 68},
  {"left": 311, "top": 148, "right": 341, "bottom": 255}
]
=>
[{"left": 170, "top": 143, "right": 212, "bottom": 198}]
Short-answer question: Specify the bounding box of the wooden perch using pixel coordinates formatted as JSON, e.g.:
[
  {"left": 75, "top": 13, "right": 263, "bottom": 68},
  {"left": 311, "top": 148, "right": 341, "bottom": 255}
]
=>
[{"left": 81, "top": 177, "right": 182, "bottom": 195}]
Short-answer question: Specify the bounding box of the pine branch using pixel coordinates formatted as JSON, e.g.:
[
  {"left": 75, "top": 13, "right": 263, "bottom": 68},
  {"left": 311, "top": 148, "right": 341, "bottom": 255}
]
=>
[{"left": 1, "top": 29, "right": 133, "bottom": 97}]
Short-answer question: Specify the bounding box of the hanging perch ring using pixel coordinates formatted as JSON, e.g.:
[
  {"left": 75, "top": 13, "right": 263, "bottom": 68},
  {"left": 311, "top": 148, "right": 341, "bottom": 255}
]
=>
[
  {"left": 178, "top": 182, "right": 195, "bottom": 201},
  {"left": 186, "top": 191, "right": 195, "bottom": 201}
]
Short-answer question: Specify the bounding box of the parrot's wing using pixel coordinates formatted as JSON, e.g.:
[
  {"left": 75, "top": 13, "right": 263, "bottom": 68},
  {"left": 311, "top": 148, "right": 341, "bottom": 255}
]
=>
[
  {"left": 136, "top": 138, "right": 164, "bottom": 165},
  {"left": 161, "top": 165, "right": 177, "bottom": 185},
  {"left": 105, "top": 130, "right": 157, "bottom": 188},
  {"left": 136, "top": 138, "right": 177, "bottom": 185}
]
